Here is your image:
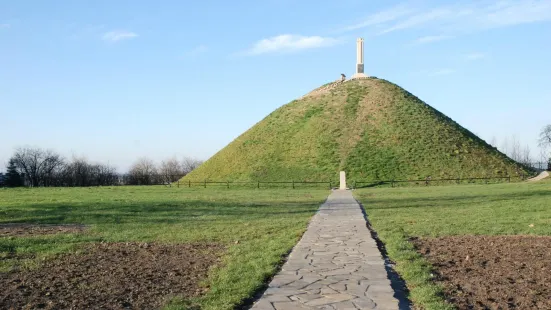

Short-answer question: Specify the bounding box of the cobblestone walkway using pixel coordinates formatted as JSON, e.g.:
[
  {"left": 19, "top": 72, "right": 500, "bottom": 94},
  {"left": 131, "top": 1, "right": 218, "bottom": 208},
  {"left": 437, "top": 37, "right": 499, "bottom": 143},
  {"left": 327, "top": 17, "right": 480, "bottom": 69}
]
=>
[{"left": 251, "top": 190, "right": 402, "bottom": 310}]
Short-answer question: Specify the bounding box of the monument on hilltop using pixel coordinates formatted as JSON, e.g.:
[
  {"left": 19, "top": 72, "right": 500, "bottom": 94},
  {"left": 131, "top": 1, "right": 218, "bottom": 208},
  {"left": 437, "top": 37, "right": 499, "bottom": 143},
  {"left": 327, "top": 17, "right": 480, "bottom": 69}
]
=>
[
  {"left": 352, "top": 38, "right": 368, "bottom": 79},
  {"left": 181, "top": 42, "right": 534, "bottom": 183}
]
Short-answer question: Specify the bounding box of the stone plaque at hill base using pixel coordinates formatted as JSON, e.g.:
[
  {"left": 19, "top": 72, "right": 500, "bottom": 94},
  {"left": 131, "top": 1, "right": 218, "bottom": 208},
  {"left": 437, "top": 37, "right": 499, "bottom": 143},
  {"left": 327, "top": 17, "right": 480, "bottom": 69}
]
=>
[{"left": 340, "top": 171, "right": 346, "bottom": 190}]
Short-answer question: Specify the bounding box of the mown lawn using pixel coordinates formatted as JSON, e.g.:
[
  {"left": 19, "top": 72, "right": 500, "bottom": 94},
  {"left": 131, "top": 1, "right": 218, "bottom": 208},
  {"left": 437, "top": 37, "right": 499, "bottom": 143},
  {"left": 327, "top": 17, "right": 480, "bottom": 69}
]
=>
[
  {"left": 354, "top": 181, "right": 551, "bottom": 310},
  {"left": 0, "top": 186, "right": 328, "bottom": 309}
]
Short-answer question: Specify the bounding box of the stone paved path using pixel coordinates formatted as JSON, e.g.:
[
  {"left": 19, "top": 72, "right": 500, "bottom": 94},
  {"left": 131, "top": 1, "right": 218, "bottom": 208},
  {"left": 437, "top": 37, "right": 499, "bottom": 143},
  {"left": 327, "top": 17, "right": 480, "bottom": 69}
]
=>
[{"left": 251, "top": 190, "right": 403, "bottom": 310}]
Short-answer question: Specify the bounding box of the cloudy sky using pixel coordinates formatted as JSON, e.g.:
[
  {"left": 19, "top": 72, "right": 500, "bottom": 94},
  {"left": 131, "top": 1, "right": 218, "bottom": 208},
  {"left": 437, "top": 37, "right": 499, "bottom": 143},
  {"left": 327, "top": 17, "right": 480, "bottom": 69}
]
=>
[{"left": 1, "top": 0, "right": 550, "bottom": 171}]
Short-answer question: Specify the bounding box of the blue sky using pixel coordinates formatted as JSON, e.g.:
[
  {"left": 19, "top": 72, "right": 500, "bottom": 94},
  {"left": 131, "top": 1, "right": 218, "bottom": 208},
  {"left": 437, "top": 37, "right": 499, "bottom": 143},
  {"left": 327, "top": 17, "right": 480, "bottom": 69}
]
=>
[{"left": 1, "top": 0, "right": 550, "bottom": 172}]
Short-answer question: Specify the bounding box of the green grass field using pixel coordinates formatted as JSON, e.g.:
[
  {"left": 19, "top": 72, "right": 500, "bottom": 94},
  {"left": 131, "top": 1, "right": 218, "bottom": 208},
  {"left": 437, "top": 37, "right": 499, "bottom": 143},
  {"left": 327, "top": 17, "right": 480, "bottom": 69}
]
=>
[
  {"left": 0, "top": 186, "right": 328, "bottom": 309},
  {"left": 3, "top": 180, "right": 549, "bottom": 309},
  {"left": 355, "top": 181, "right": 551, "bottom": 310}
]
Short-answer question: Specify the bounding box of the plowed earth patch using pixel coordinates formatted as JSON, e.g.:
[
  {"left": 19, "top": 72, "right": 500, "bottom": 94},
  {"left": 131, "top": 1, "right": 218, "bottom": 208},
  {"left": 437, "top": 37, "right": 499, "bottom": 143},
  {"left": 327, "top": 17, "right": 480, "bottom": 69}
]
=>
[
  {"left": 0, "top": 223, "right": 86, "bottom": 237},
  {"left": 413, "top": 235, "right": 551, "bottom": 310},
  {"left": 1, "top": 242, "right": 224, "bottom": 310}
]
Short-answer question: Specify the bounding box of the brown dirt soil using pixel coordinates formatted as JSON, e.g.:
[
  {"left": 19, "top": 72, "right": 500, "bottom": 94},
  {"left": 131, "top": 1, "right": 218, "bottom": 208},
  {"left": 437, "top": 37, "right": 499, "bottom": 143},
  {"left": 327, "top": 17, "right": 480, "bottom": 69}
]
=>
[
  {"left": 1, "top": 242, "right": 224, "bottom": 310},
  {"left": 0, "top": 223, "right": 87, "bottom": 237},
  {"left": 413, "top": 235, "right": 551, "bottom": 310}
]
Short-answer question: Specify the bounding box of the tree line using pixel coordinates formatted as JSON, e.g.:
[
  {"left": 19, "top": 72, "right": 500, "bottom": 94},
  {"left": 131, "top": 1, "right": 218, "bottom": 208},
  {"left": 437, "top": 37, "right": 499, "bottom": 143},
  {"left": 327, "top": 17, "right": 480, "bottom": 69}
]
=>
[
  {"left": 488, "top": 125, "right": 551, "bottom": 171},
  {"left": 3, "top": 125, "right": 550, "bottom": 187},
  {"left": 1, "top": 147, "right": 203, "bottom": 187}
]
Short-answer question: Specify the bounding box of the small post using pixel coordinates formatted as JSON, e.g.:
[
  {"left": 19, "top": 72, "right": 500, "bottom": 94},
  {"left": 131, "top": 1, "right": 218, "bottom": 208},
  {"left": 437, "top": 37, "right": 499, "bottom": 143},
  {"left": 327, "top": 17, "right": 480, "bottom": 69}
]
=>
[
  {"left": 257, "top": 181, "right": 260, "bottom": 189},
  {"left": 204, "top": 180, "right": 207, "bottom": 188},
  {"left": 339, "top": 171, "right": 346, "bottom": 190},
  {"left": 329, "top": 181, "right": 332, "bottom": 189},
  {"left": 508, "top": 176, "right": 511, "bottom": 183},
  {"left": 227, "top": 181, "right": 229, "bottom": 189},
  {"left": 292, "top": 180, "right": 295, "bottom": 189},
  {"left": 457, "top": 178, "right": 460, "bottom": 184}
]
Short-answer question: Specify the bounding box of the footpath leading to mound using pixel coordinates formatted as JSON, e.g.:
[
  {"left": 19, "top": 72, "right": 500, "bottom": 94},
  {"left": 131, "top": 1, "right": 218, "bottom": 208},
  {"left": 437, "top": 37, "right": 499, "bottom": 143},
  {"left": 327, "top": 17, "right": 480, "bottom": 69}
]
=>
[
  {"left": 251, "top": 190, "right": 405, "bottom": 310},
  {"left": 527, "top": 171, "right": 549, "bottom": 182}
]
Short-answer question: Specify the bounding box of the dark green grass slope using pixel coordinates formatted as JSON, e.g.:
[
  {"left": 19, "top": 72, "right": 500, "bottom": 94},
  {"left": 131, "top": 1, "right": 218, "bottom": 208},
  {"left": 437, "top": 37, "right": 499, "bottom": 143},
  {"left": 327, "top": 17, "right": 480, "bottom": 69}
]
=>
[{"left": 184, "top": 78, "right": 532, "bottom": 182}]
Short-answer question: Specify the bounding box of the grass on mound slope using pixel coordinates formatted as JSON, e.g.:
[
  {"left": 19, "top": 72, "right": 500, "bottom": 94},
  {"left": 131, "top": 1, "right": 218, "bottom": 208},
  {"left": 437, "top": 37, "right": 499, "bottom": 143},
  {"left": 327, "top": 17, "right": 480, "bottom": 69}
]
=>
[
  {"left": 0, "top": 187, "right": 328, "bottom": 310},
  {"left": 184, "top": 78, "right": 531, "bottom": 183},
  {"left": 354, "top": 181, "right": 551, "bottom": 309}
]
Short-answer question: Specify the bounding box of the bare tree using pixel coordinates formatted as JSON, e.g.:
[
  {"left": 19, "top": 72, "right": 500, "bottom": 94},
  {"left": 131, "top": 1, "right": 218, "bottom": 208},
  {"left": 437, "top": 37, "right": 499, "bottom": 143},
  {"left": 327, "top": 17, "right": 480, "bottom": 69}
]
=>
[
  {"left": 59, "top": 156, "right": 118, "bottom": 186},
  {"left": 11, "top": 147, "right": 64, "bottom": 187},
  {"left": 539, "top": 125, "right": 551, "bottom": 146},
  {"left": 181, "top": 157, "right": 203, "bottom": 175},
  {"left": 539, "top": 147, "right": 548, "bottom": 162},
  {"left": 540, "top": 125, "right": 551, "bottom": 170},
  {"left": 128, "top": 157, "right": 158, "bottom": 185},
  {"left": 520, "top": 145, "right": 532, "bottom": 166},
  {"left": 500, "top": 137, "right": 509, "bottom": 156},
  {"left": 93, "top": 163, "right": 119, "bottom": 186},
  {"left": 509, "top": 135, "right": 522, "bottom": 162},
  {"left": 489, "top": 136, "right": 498, "bottom": 148},
  {"left": 63, "top": 156, "right": 91, "bottom": 186},
  {"left": 159, "top": 157, "right": 183, "bottom": 184}
]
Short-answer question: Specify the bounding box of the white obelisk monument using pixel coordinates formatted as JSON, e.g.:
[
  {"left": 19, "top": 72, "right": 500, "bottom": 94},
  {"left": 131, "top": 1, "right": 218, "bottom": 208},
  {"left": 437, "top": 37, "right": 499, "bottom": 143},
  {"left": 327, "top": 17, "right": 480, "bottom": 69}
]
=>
[{"left": 352, "top": 38, "right": 367, "bottom": 79}]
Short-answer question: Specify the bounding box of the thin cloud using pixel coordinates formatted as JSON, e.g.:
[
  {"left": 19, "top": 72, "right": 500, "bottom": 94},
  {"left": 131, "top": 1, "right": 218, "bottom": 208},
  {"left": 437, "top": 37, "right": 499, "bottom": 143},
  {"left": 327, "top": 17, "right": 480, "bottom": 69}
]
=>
[
  {"left": 428, "top": 68, "right": 456, "bottom": 76},
  {"left": 70, "top": 24, "right": 106, "bottom": 40},
  {"left": 340, "top": 1, "right": 551, "bottom": 35},
  {"left": 186, "top": 45, "right": 208, "bottom": 56},
  {"left": 380, "top": 8, "right": 454, "bottom": 34},
  {"left": 245, "top": 34, "right": 341, "bottom": 55},
  {"left": 415, "top": 35, "right": 453, "bottom": 44},
  {"left": 339, "top": 4, "right": 414, "bottom": 32},
  {"left": 482, "top": 0, "right": 551, "bottom": 28},
  {"left": 0, "top": 23, "right": 10, "bottom": 29},
  {"left": 102, "top": 30, "right": 138, "bottom": 42},
  {"left": 466, "top": 52, "right": 486, "bottom": 60}
]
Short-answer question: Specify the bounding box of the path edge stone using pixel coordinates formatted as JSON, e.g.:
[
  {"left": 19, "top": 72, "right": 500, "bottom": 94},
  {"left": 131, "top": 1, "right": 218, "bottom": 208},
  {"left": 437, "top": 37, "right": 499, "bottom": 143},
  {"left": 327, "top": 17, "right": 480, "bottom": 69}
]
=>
[{"left": 353, "top": 194, "right": 412, "bottom": 309}]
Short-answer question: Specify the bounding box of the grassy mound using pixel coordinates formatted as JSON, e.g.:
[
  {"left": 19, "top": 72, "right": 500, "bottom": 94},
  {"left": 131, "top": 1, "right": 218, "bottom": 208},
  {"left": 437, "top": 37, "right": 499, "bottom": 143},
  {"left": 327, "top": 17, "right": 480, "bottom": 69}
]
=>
[{"left": 184, "top": 78, "right": 531, "bottom": 182}]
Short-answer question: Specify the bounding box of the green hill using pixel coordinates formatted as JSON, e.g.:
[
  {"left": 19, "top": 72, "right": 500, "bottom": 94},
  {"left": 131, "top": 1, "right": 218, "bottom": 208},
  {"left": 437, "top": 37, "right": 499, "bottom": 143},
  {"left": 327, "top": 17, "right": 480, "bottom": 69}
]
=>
[{"left": 184, "top": 78, "right": 532, "bottom": 182}]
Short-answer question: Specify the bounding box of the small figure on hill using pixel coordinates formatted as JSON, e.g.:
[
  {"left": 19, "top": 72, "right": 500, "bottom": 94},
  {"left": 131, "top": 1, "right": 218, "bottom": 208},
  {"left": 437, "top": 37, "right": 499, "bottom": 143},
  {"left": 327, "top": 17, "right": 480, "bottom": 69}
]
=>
[
  {"left": 425, "top": 176, "right": 432, "bottom": 186},
  {"left": 340, "top": 73, "right": 346, "bottom": 83}
]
